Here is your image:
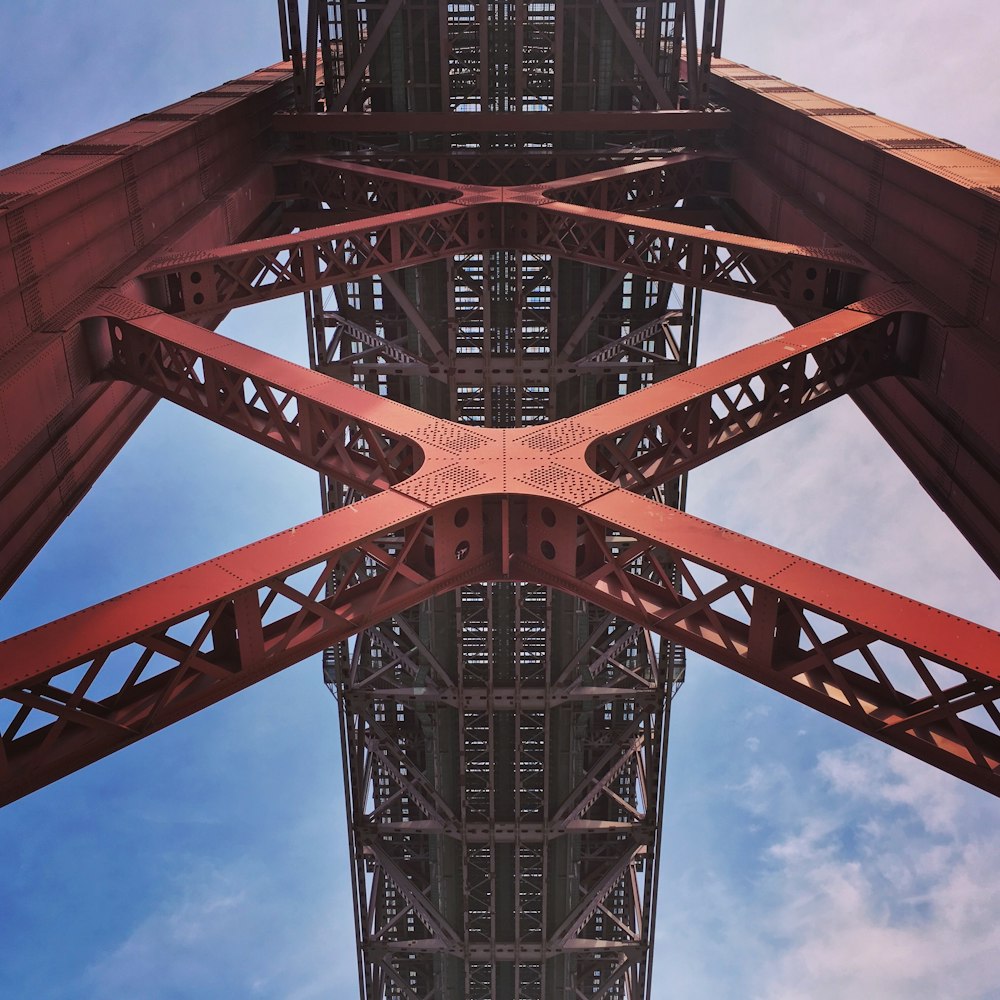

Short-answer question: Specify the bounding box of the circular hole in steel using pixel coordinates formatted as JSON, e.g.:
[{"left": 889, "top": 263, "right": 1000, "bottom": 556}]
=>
[
  {"left": 454, "top": 506, "right": 470, "bottom": 528},
  {"left": 541, "top": 540, "right": 556, "bottom": 560},
  {"left": 887, "top": 320, "right": 897, "bottom": 335},
  {"left": 455, "top": 540, "right": 470, "bottom": 561},
  {"left": 541, "top": 506, "right": 556, "bottom": 528},
  {"left": 111, "top": 324, "right": 123, "bottom": 342},
  {"left": 193, "top": 292, "right": 205, "bottom": 306},
  {"left": 190, "top": 271, "right": 202, "bottom": 284},
  {"left": 805, "top": 266, "right": 817, "bottom": 281},
  {"left": 803, "top": 289, "right": 815, "bottom": 302}
]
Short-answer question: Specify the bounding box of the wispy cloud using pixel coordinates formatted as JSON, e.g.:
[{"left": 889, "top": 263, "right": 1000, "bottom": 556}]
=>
[
  {"left": 656, "top": 738, "right": 1000, "bottom": 999},
  {"left": 753, "top": 745, "right": 1000, "bottom": 1000},
  {"left": 84, "top": 858, "right": 357, "bottom": 999}
]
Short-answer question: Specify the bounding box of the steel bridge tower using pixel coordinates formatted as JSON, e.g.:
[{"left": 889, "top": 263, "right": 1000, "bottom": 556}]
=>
[{"left": 1, "top": 4, "right": 999, "bottom": 997}]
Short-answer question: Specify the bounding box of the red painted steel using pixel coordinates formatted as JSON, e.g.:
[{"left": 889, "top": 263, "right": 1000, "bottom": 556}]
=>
[
  {"left": 2, "top": 6, "right": 1000, "bottom": 995},
  {"left": 273, "top": 109, "right": 730, "bottom": 132},
  {"left": 707, "top": 57, "right": 1000, "bottom": 576},
  {"left": 142, "top": 168, "right": 866, "bottom": 317},
  {"left": 0, "top": 63, "right": 294, "bottom": 597},
  {"left": 95, "top": 295, "right": 421, "bottom": 491},
  {"left": 2, "top": 286, "right": 999, "bottom": 802},
  {"left": 587, "top": 298, "right": 908, "bottom": 488}
]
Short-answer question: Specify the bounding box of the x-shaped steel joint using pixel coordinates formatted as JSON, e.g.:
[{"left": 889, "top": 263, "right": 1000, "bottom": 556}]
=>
[
  {"left": 1, "top": 287, "right": 998, "bottom": 805},
  {"left": 143, "top": 156, "right": 867, "bottom": 317}
]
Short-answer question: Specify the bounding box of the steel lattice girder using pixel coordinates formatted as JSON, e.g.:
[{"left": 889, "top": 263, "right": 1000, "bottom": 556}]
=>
[
  {"left": 141, "top": 168, "right": 865, "bottom": 317},
  {"left": 276, "top": 155, "right": 721, "bottom": 221},
  {"left": 3, "top": 3, "right": 999, "bottom": 994},
  {"left": 289, "top": 0, "right": 688, "bottom": 118},
  {"left": 273, "top": 110, "right": 729, "bottom": 132},
  {"left": 2, "top": 289, "right": 1000, "bottom": 804}
]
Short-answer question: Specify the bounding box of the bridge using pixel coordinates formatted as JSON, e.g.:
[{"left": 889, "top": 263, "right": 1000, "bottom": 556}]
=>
[{"left": 1, "top": 3, "right": 999, "bottom": 997}]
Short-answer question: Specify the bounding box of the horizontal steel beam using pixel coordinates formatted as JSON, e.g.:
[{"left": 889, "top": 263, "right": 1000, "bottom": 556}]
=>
[
  {"left": 144, "top": 202, "right": 860, "bottom": 316},
  {"left": 272, "top": 109, "right": 731, "bottom": 133}
]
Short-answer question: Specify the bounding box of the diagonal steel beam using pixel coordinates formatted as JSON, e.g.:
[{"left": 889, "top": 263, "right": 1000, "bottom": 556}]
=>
[
  {"left": 329, "top": 0, "right": 405, "bottom": 112},
  {"left": 0, "top": 492, "right": 496, "bottom": 805},
  {"left": 585, "top": 300, "right": 908, "bottom": 490},
  {"left": 143, "top": 202, "right": 484, "bottom": 315},
  {"left": 516, "top": 492, "right": 1000, "bottom": 794},
  {"left": 92, "top": 296, "right": 424, "bottom": 490},
  {"left": 597, "top": 0, "right": 673, "bottom": 109},
  {"left": 6, "top": 289, "right": 1000, "bottom": 807}
]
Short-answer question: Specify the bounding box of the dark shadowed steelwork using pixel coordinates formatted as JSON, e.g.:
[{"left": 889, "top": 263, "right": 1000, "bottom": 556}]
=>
[{"left": 1, "top": 3, "right": 999, "bottom": 998}]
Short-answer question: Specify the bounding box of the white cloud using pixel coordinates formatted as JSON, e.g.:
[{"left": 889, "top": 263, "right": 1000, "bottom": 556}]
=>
[
  {"left": 817, "top": 743, "right": 968, "bottom": 838},
  {"left": 655, "top": 717, "right": 1000, "bottom": 999},
  {"left": 84, "top": 860, "right": 357, "bottom": 1000},
  {"left": 723, "top": 743, "right": 1000, "bottom": 1000}
]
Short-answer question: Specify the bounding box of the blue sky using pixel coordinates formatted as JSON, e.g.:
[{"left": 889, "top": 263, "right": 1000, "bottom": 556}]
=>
[{"left": 1, "top": 3, "right": 999, "bottom": 997}]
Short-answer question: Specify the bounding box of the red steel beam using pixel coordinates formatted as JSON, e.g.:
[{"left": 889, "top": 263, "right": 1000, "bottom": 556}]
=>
[
  {"left": 0, "top": 62, "right": 293, "bottom": 598},
  {"left": 94, "top": 295, "right": 421, "bottom": 491},
  {"left": 3, "top": 297, "right": 1000, "bottom": 804},
  {"left": 143, "top": 202, "right": 489, "bottom": 315},
  {"left": 272, "top": 109, "right": 730, "bottom": 133},
  {"left": 586, "top": 299, "right": 909, "bottom": 489},
  {"left": 709, "top": 57, "right": 1000, "bottom": 578},
  {"left": 280, "top": 153, "right": 720, "bottom": 217},
  {"left": 515, "top": 492, "right": 1000, "bottom": 796},
  {"left": 0, "top": 491, "right": 495, "bottom": 805},
  {"left": 143, "top": 192, "right": 863, "bottom": 316},
  {"left": 279, "top": 156, "right": 466, "bottom": 214},
  {"left": 522, "top": 200, "right": 863, "bottom": 310},
  {"left": 537, "top": 153, "right": 723, "bottom": 211}
]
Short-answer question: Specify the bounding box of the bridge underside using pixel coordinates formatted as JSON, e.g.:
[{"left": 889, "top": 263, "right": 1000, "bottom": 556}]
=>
[
  {"left": 297, "top": 5, "right": 695, "bottom": 994},
  {"left": 0, "top": 4, "right": 999, "bottom": 1000}
]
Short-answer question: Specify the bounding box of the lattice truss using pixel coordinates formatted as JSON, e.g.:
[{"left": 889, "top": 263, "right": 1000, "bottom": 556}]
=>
[
  {"left": 4, "top": 156, "right": 999, "bottom": 993},
  {"left": 289, "top": 0, "right": 684, "bottom": 118},
  {"left": 3, "top": 4, "right": 1000, "bottom": 1000}
]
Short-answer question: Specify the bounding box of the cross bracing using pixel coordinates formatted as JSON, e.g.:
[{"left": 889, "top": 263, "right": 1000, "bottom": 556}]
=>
[{"left": 2, "top": 3, "right": 1000, "bottom": 999}]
